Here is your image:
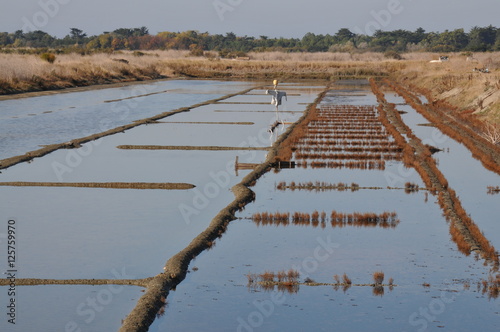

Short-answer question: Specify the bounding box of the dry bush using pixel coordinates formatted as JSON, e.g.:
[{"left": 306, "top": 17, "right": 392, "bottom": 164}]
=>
[
  {"left": 260, "top": 271, "right": 275, "bottom": 282},
  {"left": 373, "top": 271, "right": 385, "bottom": 285}
]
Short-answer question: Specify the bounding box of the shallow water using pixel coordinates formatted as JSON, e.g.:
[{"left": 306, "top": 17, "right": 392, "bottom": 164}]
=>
[
  {"left": 152, "top": 82, "right": 499, "bottom": 332},
  {"left": 1, "top": 80, "right": 498, "bottom": 331},
  {"left": 384, "top": 93, "right": 500, "bottom": 249},
  {"left": 0, "top": 80, "right": 257, "bottom": 160},
  {"left": 8, "top": 285, "right": 143, "bottom": 332},
  {"left": 0, "top": 80, "right": 322, "bottom": 331}
]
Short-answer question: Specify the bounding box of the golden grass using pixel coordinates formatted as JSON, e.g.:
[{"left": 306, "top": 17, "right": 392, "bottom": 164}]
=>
[
  {"left": 392, "top": 52, "right": 500, "bottom": 124},
  {"left": 0, "top": 50, "right": 403, "bottom": 94},
  {"left": 0, "top": 51, "right": 184, "bottom": 94}
]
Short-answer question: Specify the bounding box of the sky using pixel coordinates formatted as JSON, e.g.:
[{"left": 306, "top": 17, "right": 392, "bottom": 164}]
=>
[{"left": 1, "top": 0, "right": 499, "bottom": 38}]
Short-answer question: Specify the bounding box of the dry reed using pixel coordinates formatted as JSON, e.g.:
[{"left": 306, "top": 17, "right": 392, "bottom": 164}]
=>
[
  {"left": 251, "top": 211, "right": 399, "bottom": 228},
  {"left": 373, "top": 271, "right": 385, "bottom": 285}
]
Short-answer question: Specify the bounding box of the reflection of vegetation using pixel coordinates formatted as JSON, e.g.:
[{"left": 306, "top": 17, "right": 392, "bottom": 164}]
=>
[
  {"left": 247, "top": 270, "right": 301, "bottom": 294},
  {"left": 250, "top": 211, "right": 400, "bottom": 228},
  {"left": 246, "top": 270, "right": 500, "bottom": 298},
  {"left": 480, "top": 274, "right": 500, "bottom": 299},
  {"left": 487, "top": 186, "right": 500, "bottom": 195},
  {"left": 275, "top": 181, "right": 424, "bottom": 194},
  {"left": 247, "top": 270, "right": 396, "bottom": 295},
  {"left": 372, "top": 285, "right": 385, "bottom": 297}
]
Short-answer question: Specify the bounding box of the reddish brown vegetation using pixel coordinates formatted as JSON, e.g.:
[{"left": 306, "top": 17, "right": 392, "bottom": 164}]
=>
[
  {"left": 299, "top": 160, "right": 386, "bottom": 170},
  {"left": 251, "top": 211, "right": 399, "bottom": 228},
  {"left": 405, "top": 182, "right": 420, "bottom": 194},
  {"left": 247, "top": 269, "right": 301, "bottom": 293},
  {"left": 373, "top": 271, "right": 385, "bottom": 285},
  {"left": 276, "top": 102, "right": 403, "bottom": 170},
  {"left": 372, "top": 286, "right": 385, "bottom": 296},
  {"left": 487, "top": 186, "right": 500, "bottom": 195},
  {"left": 370, "top": 78, "right": 499, "bottom": 267},
  {"left": 276, "top": 181, "right": 360, "bottom": 192},
  {"left": 342, "top": 273, "right": 352, "bottom": 285}
]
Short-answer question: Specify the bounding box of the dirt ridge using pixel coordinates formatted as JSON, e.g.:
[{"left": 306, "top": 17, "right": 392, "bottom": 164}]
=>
[
  {"left": 0, "top": 182, "right": 195, "bottom": 190},
  {"left": 116, "top": 145, "right": 270, "bottom": 151}
]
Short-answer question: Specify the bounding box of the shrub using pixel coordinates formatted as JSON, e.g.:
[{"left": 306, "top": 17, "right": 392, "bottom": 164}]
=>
[
  {"left": 40, "top": 52, "right": 56, "bottom": 63},
  {"left": 384, "top": 50, "right": 403, "bottom": 60}
]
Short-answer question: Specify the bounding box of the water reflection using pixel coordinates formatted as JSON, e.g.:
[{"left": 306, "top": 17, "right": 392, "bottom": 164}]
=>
[
  {"left": 247, "top": 270, "right": 396, "bottom": 296},
  {"left": 250, "top": 211, "right": 400, "bottom": 228}
]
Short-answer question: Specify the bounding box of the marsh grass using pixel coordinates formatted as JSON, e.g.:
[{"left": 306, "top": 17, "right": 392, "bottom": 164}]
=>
[{"left": 0, "top": 51, "right": 183, "bottom": 93}]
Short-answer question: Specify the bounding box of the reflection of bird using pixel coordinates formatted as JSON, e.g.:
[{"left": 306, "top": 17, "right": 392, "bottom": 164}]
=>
[{"left": 265, "top": 90, "right": 287, "bottom": 106}]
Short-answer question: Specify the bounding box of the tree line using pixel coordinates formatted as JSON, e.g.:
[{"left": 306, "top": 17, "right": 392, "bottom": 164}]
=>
[{"left": 1, "top": 26, "right": 499, "bottom": 56}]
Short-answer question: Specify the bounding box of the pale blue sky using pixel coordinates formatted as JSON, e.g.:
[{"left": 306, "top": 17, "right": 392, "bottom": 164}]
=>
[{"left": 1, "top": 0, "right": 499, "bottom": 38}]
